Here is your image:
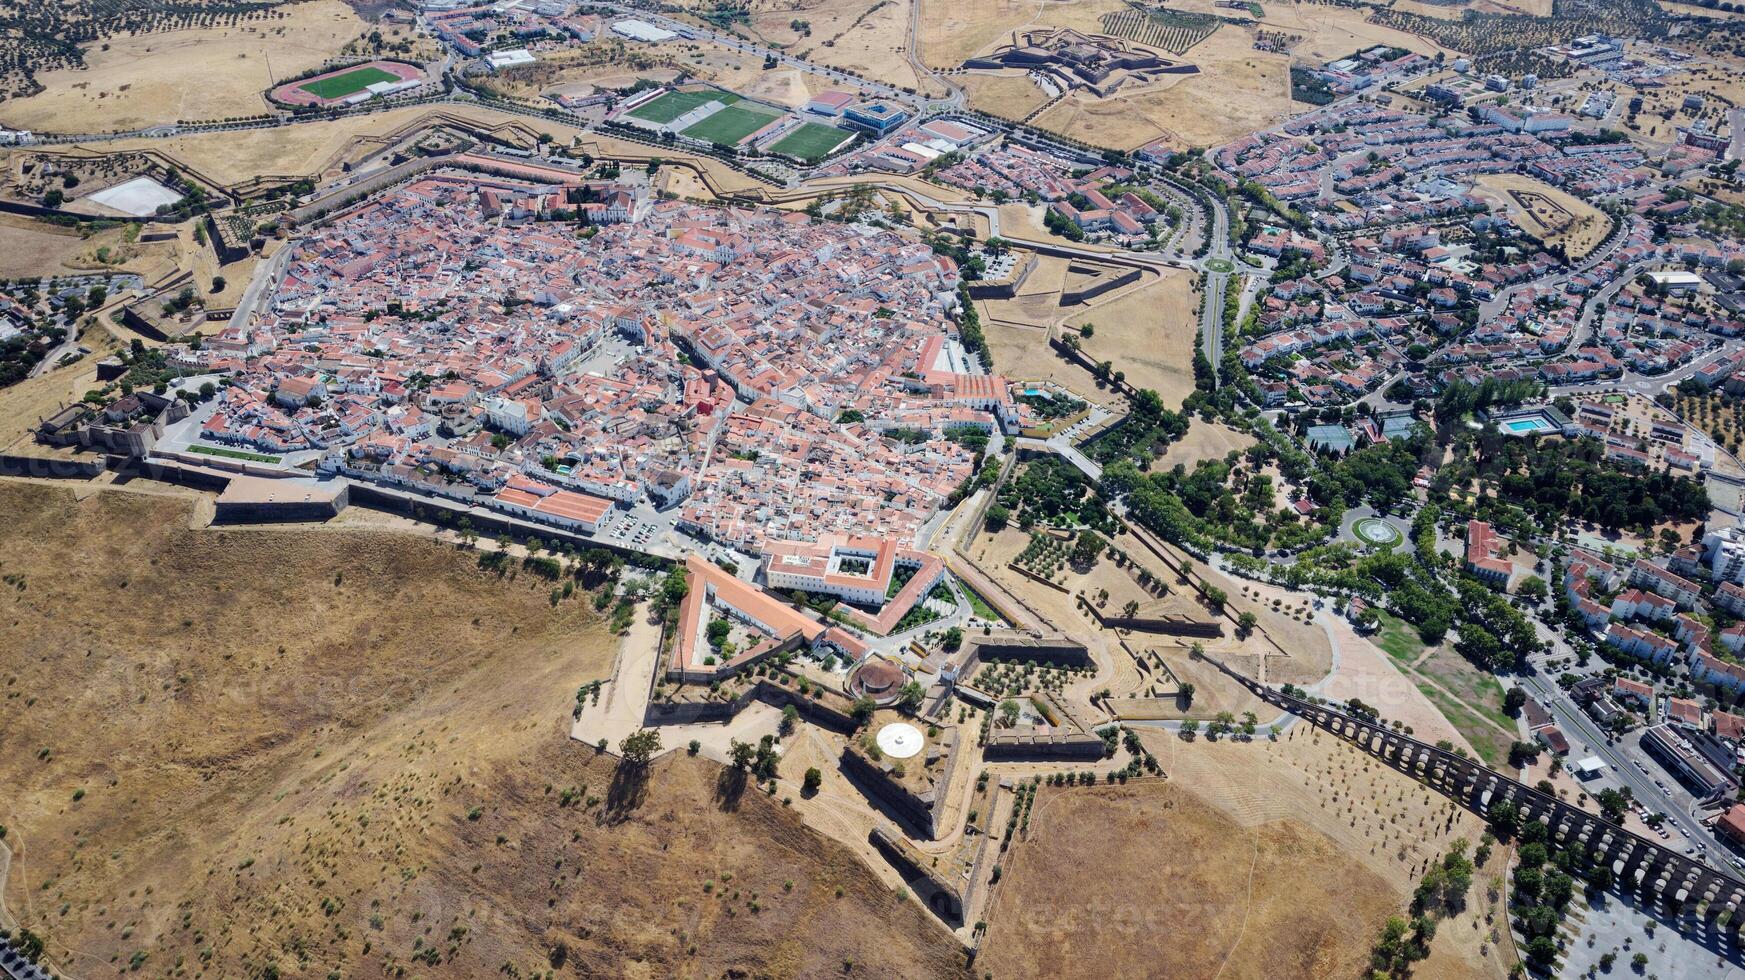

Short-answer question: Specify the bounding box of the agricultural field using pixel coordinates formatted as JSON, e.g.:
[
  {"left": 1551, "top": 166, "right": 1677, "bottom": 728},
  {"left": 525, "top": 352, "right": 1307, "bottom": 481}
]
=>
[
  {"left": 297, "top": 64, "right": 399, "bottom": 100},
  {"left": 768, "top": 120, "right": 854, "bottom": 160},
  {"left": 0, "top": 481, "right": 971, "bottom": 979},
  {"left": 627, "top": 87, "right": 741, "bottom": 123},
  {"left": 682, "top": 102, "right": 783, "bottom": 144},
  {"left": 1098, "top": 7, "right": 1223, "bottom": 55},
  {"left": 0, "top": 0, "right": 368, "bottom": 133}
]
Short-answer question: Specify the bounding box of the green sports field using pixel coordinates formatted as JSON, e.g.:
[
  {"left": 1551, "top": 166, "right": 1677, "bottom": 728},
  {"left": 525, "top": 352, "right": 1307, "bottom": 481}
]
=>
[
  {"left": 626, "top": 88, "right": 740, "bottom": 124},
  {"left": 299, "top": 66, "right": 400, "bottom": 100},
  {"left": 681, "top": 104, "right": 781, "bottom": 145},
  {"left": 768, "top": 121, "right": 852, "bottom": 162}
]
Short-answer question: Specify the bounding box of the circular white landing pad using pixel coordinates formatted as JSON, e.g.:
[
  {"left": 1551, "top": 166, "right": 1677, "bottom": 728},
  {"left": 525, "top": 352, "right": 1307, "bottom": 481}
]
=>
[{"left": 876, "top": 722, "right": 924, "bottom": 760}]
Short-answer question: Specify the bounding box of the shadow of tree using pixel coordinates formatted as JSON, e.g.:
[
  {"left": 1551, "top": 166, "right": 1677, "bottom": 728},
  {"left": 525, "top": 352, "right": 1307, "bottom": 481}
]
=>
[
  {"left": 714, "top": 764, "right": 748, "bottom": 812},
  {"left": 600, "top": 761, "right": 649, "bottom": 825}
]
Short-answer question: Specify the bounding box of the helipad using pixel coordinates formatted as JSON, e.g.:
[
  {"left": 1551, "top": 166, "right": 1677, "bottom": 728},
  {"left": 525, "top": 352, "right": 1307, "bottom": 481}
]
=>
[{"left": 875, "top": 722, "right": 924, "bottom": 760}]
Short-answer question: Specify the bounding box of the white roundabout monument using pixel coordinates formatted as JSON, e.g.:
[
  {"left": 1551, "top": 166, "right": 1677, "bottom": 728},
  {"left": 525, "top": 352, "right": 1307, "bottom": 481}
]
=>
[{"left": 875, "top": 722, "right": 924, "bottom": 760}]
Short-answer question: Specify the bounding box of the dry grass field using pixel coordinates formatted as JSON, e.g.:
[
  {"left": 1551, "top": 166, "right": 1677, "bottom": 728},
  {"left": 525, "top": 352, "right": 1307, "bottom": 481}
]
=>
[
  {"left": 63, "top": 105, "right": 574, "bottom": 185},
  {"left": 981, "top": 779, "right": 1398, "bottom": 979},
  {"left": 0, "top": 215, "right": 87, "bottom": 276},
  {"left": 1473, "top": 173, "right": 1613, "bottom": 260},
  {"left": 1031, "top": 29, "right": 1293, "bottom": 149},
  {"left": 960, "top": 71, "right": 1054, "bottom": 119},
  {"left": 0, "top": 0, "right": 368, "bottom": 134},
  {"left": 0, "top": 482, "right": 969, "bottom": 979},
  {"left": 1071, "top": 267, "right": 1201, "bottom": 406},
  {"left": 982, "top": 729, "right": 1508, "bottom": 978},
  {"left": 919, "top": 0, "right": 1130, "bottom": 69}
]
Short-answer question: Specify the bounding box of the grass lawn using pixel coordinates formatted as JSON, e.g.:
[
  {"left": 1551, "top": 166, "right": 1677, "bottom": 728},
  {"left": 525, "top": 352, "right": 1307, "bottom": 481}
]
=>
[
  {"left": 768, "top": 122, "right": 852, "bottom": 162},
  {"left": 190, "top": 444, "right": 282, "bottom": 464},
  {"left": 961, "top": 582, "right": 1007, "bottom": 623},
  {"left": 1418, "top": 684, "right": 1512, "bottom": 767},
  {"left": 681, "top": 104, "right": 781, "bottom": 145},
  {"left": 1416, "top": 647, "right": 1512, "bottom": 730},
  {"left": 1371, "top": 612, "right": 1515, "bottom": 765},
  {"left": 626, "top": 89, "right": 738, "bottom": 124},
  {"left": 299, "top": 66, "right": 399, "bottom": 101},
  {"left": 1372, "top": 610, "right": 1427, "bottom": 664}
]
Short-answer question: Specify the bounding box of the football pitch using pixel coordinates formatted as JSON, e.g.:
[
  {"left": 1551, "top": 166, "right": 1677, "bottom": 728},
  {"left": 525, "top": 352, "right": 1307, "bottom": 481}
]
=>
[
  {"left": 626, "top": 89, "right": 740, "bottom": 124},
  {"left": 769, "top": 122, "right": 852, "bottom": 162},
  {"left": 298, "top": 66, "right": 400, "bottom": 100},
  {"left": 681, "top": 104, "right": 781, "bottom": 145}
]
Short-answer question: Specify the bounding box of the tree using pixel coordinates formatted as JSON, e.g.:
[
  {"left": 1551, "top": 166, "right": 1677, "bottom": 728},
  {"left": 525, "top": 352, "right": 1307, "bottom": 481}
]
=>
[
  {"left": 896, "top": 680, "right": 925, "bottom": 711},
  {"left": 1236, "top": 611, "right": 1257, "bottom": 638},
  {"left": 1596, "top": 787, "right": 1629, "bottom": 824},
  {"left": 729, "top": 738, "right": 756, "bottom": 771},
  {"left": 984, "top": 503, "right": 1010, "bottom": 532},
  {"left": 619, "top": 729, "right": 661, "bottom": 767},
  {"left": 803, "top": 767, "right": 822, "bottom": 793},
  {"left": 1503, "top": 687, "right": 1528, "bottom": 717},
  {"left": 998, "top": 699, "right": 1021, "bottom": 728},
  {"left": 707, "top": 617, "right": 731, "bottom": 648},
  {"left": 1072, "top": 530, "right": 1106, "bottom": 566},
  {"left": 1179, "top": 682, "right": 1195, "bottom": 708},
  {"left": 780, "top": 704, "right": 799, "bottom": 734},
  {"left": 211, "top": 275, "right": 227, "bottom": 293},
  {"left": 850, "top": 695, "right": 877, "bottom": 726},
  {"left": 941, "top": 626, "right": 963, "bottom": 651}
]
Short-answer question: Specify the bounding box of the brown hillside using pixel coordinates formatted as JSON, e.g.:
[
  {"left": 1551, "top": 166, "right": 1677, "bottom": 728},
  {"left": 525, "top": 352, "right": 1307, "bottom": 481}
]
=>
[
  {"left": 979, "top": 780, "right": 1400, "bottom": 980},
  {"left": 0, "top": 482, "right": 969, "bottom": 979}
]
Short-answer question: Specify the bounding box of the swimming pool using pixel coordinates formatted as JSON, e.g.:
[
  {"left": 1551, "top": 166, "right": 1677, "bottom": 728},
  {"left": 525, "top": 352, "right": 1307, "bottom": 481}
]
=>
[{"left": 1506, "top": 417, "right": 1551, "bottom": 433}]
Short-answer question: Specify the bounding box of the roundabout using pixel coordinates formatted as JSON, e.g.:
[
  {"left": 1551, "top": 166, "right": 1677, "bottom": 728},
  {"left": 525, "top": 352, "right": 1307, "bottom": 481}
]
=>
[
  {"left": 1204, "top": 257, "right": 1236, "bottom": 273},
  {"left": 1353, "top": 517, "right": 1403, "bottom": 548}
]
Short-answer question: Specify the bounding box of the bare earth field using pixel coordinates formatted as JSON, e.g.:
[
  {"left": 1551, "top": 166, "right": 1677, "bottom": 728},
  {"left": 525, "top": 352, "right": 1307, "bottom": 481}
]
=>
[
  {"left": 983, "top": 728, "right": 1507, "bottom": 979},
  {"left": 0, "top": 0, "right": 369, "bottom": 134},
  {"left": 0, "top": 482, "right": 968, "bottom": 979},
  {"left": 1473, "top": 172, "right": 1613, "bottom": 260}
]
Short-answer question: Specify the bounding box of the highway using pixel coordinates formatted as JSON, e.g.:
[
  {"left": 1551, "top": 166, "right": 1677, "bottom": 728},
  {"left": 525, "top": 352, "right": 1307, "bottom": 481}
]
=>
[{"left": 1513, "top": 637, "right": 1726, "bottom": 871}]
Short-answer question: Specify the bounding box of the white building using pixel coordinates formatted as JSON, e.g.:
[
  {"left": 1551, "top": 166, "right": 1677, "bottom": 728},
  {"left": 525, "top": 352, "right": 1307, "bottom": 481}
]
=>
[
  {"left": 486, "top": 49, "right": 537, "bottom": 71},
  {"left": 1704, "top": 524, "right": 1745, "bottom": 585}
]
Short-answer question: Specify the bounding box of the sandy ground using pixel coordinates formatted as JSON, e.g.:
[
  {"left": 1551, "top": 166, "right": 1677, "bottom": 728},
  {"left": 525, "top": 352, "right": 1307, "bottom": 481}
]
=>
[
  {"left": 0, "top": 0, "right": 369, "bottom": 133},
  {"left": 1473, "top": 173, "right": 1613, "bottom": 260},
  {"left": 65, "top": 104, "right": 562, "bottom": 184}
]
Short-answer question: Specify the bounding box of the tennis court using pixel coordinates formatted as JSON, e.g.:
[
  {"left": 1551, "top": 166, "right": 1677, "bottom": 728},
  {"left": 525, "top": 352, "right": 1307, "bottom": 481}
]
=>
[
  {"left": 626, "top": 88, "right": 739, "bottom": 123},
  {"left": 769, "top": 122, "right": 852, "bottom": 161},
  {"left": 681, "top": 104, "right": 781, "bottom": 145},
  {"left": 299, "top": 66, "right": 399, "bottom": 100}
]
